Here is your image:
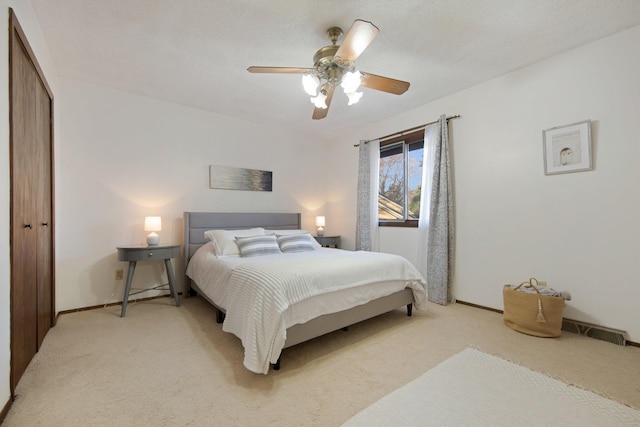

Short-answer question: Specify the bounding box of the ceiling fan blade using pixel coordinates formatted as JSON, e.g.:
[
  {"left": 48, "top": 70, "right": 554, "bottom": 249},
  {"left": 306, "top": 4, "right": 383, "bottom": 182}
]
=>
[
  {"left": 247, "top": 66, "right": 313, "bottom": 74},
  {"left": 334, "top": 19, "right": 379, "bottom": 63},
  {"left": 360, "top": 72, "right": 410, "bottom": 95},
  {"left": 312, "top": 85, "right": 335, "bottom": 120}
]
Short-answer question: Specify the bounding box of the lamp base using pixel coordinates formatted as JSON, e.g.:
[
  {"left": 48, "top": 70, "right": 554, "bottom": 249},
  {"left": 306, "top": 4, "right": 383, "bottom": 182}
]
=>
[
  {"left": 146, "top": 232, "right": 160, "bottom": 246},
  {"left": 317, "top": 227, "right": 324, "bottom": 237}
]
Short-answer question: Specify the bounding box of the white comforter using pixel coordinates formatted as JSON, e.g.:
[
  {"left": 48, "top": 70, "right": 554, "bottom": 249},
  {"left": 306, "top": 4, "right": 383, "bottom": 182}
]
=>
[{"left": 187, "top": 246, "right": 427, "bottom": 374}]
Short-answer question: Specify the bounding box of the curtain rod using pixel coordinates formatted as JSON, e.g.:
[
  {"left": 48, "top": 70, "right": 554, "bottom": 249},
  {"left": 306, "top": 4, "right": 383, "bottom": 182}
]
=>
[{"left": 353, "top": 114, "right": 460, "bottom": 147}]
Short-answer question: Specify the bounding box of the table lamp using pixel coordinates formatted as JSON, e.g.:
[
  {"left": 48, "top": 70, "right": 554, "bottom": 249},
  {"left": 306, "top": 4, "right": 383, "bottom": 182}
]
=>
[
  {"left": 144, "top": 216, "right": 162, "bottom": 246},
  {"left": 315, "top": 216, "right": 325, "bottom": 236}
]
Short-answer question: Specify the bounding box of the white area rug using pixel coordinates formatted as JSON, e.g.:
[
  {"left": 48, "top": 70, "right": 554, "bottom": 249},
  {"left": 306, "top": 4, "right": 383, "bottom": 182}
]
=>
[{"left": 343, "top": 348, "right": 640, "bottom": 426}]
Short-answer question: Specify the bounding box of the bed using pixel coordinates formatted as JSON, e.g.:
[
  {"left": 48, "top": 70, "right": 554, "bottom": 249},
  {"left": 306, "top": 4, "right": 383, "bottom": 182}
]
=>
[{"left": 184, "top": 212, "right": 427, "bottom": 374}]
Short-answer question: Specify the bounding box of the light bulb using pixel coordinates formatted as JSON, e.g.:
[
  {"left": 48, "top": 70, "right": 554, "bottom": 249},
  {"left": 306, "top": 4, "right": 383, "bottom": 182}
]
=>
[
  {"left": 346, "top": 91, "right": 363, "bottom": 105},
  {"left": 302, "top": 73, "right": 319, "bottom": 96}
]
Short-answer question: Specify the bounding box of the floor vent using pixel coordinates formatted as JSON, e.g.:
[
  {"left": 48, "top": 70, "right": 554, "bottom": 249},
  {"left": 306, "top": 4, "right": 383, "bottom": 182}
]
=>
[{"left": 562, "top": 319, "right": 627, "bottom": 346}]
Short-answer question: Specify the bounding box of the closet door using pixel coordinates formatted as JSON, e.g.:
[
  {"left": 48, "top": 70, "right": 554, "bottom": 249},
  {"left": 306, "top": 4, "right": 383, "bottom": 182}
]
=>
[
  {"left": 10, "top": 25, "right": 39, "bottom": 391},
  {"left": 35, "top": 74, "right": 54, "bottom": 347},
  {"left": 9, "top": 9, "right": 55, "bottom": 393}
]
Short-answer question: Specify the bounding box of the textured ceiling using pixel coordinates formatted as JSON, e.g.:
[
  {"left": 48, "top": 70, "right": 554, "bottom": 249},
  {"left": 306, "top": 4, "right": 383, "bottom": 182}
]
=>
[{"left": 29, "top": 0, "right": 640, "bottom": 139}]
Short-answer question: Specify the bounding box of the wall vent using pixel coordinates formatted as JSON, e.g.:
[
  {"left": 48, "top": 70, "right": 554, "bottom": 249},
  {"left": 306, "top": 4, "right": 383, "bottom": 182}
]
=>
[{"left": 562, "top": 318, "right": 627, "bottom": 346}]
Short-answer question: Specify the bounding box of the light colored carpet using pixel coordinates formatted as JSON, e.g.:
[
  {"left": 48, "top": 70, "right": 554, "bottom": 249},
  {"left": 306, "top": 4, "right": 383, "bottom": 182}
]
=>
[
  {"left": 4, "top": 296, "right": 640, "bottom": 426},
  {"left": 343, "top": 347, "right": 640, "bottom": 426}
]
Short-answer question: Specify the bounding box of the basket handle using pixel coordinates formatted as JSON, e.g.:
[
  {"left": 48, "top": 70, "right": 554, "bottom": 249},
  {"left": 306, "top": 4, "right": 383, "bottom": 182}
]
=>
[
  {"left": 513, "top": 277, "right": 541, "bottom": 294},
  {"left": 513, "top": 277, "right": 546, "bottom": 323}
]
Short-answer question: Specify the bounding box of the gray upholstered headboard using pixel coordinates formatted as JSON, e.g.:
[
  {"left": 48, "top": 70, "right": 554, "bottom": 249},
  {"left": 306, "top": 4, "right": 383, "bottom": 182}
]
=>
[{"left": 183, "top": 211, "right": 301, "bottom": 277}]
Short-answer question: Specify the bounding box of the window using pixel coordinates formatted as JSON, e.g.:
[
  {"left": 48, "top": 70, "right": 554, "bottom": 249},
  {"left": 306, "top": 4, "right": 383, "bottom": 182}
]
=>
[{"left": 378, "top": 129, "right": 425, "bottom": 227}]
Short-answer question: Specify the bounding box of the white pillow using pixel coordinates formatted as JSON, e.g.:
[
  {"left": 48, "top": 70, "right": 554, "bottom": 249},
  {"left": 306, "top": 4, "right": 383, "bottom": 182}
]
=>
[
  {"left": 235, "top": 234, "right": 282, "bottom": 257},
  {"left": 276, "top": 233, "right": 316, "bottom": 253},
  {"left": 204, "top": 227, "right": 266, "bottom": 256},
  {"left": 265, "top": 229, "right": 322, "bottom": 249}
]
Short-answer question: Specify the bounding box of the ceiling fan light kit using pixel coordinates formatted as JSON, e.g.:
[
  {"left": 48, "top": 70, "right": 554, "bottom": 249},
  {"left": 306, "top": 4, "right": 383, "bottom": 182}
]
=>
[
  {"left": 302, "top": 73, "right": 320, "bottom": 96},
  {"left": 340, "top": 70, "right": 362, "bottom": 93},
  {"left": 247, "top": 19, "right": 410, "bottom": 120},
  {"left": 311, "top": 91, "right": 328, "bottom": 109},
  {"left": 346, "top": 90, "right": 363, "bottom": 106}
]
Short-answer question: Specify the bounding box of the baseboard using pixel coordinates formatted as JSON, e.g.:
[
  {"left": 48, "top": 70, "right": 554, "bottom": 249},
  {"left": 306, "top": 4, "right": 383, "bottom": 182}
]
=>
[
  {"left": 455, "top": 300, "right": 503, "bottom": 314},
  {"left": 454, "top": 300, "right": 639, "bottom": 347},
  {"left": 0, "top": 396, "right": 11, "bottom": 424},
  {"left": 56, "top": 293, "right": 181, "bottom": 318}
]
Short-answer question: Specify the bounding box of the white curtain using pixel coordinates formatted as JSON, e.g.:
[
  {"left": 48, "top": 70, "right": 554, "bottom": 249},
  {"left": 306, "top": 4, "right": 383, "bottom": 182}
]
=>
[
  {"left": 416, "top": 123, "right": 438, "bottom": 278},
  {"left": 418, "top": 115, "right": 455, "bottom": 305},
  {"left": 355, "top": 139, "right": 380, "bottom": 251}
]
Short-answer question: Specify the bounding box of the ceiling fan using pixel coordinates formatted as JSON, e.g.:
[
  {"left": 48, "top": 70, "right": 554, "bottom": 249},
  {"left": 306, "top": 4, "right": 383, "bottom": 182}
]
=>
[{"left": 247, "top": 19, "right": 410, "bottom": 120}]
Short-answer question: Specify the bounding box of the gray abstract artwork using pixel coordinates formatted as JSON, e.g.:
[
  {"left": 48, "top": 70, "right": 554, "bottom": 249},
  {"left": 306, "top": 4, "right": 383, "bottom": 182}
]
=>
[{"left": 209, "top": 165, "right": 272, "bottom": 191}]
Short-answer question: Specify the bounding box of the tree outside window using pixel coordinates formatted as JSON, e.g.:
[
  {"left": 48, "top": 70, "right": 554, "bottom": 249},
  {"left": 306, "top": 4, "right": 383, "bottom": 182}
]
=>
[{"left": 378, "top": 129, "right": 424, "bottom": 226}]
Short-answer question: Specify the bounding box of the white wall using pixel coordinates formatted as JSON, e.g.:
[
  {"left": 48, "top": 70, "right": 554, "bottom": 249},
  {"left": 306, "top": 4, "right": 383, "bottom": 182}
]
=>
[
  {"left": 1, "top": 0, "right": 60, "bottom": 408},
  {"left": 329, "top": 25, "right": 640, "bottom": 342},
  {"left": 56, "top": 79, "right": 329, "bottom": 310}
]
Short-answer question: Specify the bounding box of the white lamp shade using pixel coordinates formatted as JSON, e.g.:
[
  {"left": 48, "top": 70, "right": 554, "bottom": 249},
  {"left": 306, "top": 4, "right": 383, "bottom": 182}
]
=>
[
  {"left": 144, "top": 216, "right": 161, "bottom": 246},
  {"left": 302, "top": 73, "right": 319, "bottom": 96},
  {"left": 315, "top": 216, "right": 326, "bottom": 236},
  {"left": 310, "top": 92, "right": 327, "bottom": 109},
  {"left": 346, "top": 91, "right": 363, "bottom": 105},
  {"left": 340, "top": 70, "right": 362, "bottom": 93},
  {"left": 144, "top": 216, "right": 162, "bottom": 232}
]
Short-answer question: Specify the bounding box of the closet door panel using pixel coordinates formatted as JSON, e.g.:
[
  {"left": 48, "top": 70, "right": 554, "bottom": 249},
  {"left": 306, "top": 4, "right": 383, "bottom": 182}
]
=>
[
  {"left": 35, "top": 76, "right": 53, "bottom": 347},
  {"left": 10, "top": 33, "right": 39, "bottom": 388}
]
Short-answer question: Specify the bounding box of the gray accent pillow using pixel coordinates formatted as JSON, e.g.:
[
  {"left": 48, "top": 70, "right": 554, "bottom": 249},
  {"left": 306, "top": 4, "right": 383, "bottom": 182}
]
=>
[
  {"left": 235, "top": 234, "right": 282, "bottom": 257},
  {"left": 277, "top": 233, "right": 316, "bottom": 253}
]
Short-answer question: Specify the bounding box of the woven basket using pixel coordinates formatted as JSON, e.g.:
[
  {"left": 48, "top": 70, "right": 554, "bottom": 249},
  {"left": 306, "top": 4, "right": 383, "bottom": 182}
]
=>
[{"left": 503, "top": 278, "right": 565, "bottom": 338}]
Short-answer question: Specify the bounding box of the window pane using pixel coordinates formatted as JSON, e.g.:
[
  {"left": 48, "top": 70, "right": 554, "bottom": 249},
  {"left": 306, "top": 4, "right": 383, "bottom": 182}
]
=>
[
  {"left": 407, "top": 141, "right": 424, "bottom": 219},
  {"left": 377, "top": 129, "right": 425, "bottom": 226},
  {"left": 379, "top": 146, "right": 405, "bottom": 220}
]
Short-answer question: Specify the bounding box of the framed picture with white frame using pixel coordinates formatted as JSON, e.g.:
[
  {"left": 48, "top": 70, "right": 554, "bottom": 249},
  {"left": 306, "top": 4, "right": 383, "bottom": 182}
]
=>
[{"left": 542, "top": 120, "right": 592, "bottom": 175}]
